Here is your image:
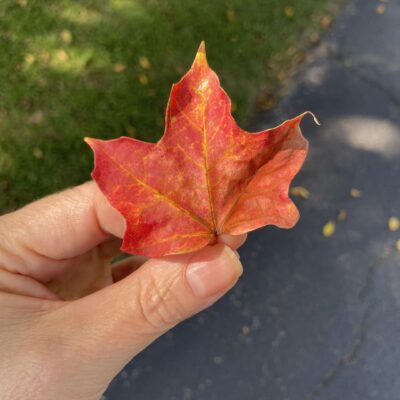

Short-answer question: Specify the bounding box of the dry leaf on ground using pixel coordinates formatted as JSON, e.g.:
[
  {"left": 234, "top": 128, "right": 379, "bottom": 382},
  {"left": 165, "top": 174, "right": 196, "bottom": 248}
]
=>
[{"left": 322, "top": 221, "right": 335, "bottom": 237}]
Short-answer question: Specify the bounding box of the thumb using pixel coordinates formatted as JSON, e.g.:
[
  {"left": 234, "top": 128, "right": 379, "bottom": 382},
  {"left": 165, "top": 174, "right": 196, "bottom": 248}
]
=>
[{"left": 54, "top": 244, "right": 242, "bottom": 396}]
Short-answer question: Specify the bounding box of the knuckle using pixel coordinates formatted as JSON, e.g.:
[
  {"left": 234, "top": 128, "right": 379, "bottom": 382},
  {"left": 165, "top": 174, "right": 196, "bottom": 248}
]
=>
[{"left": 135, "top": 269, "right": 186, "bottom": 332}]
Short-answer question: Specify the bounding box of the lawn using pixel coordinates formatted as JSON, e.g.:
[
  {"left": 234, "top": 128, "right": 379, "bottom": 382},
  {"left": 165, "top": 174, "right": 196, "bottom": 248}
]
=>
[{"left": 0, "top": 0, "right": 338, "bottom": 211}]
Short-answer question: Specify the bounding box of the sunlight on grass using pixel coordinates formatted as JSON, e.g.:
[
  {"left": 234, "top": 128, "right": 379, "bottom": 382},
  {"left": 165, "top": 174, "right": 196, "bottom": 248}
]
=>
[
  {"left": 19, "top": 0, "right": 149, "bottom": 76},
  {"left": 60, "top": 0, "right": 145, "bottom": 24},
  {"left": 48, "top": 47, "right": 105, "bottom": 73},
  {"left": 108, "top": 0, "right": 144, "bottom": 15},
  {"left": 22, "top": 31, "right": 112, "bottom": 74},
  {"left": 60, "top": 4, "right": 103, "bottom": 25}
]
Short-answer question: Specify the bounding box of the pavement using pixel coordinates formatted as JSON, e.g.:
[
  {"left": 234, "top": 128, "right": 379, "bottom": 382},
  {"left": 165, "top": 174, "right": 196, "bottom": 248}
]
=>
[{"left": 104, "top": 1, "right": 400, "bottom": 399}]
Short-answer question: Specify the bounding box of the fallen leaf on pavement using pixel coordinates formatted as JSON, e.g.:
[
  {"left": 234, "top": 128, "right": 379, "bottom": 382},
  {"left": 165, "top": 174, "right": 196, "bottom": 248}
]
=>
[
  {"left": 350, "top": 188, "right": 362, "bottom": 198},
  {"left": 337, "top": 209, "right": 347, "bottom": 222},
  {"left": 290, "top": 186, "right": 310, "bottom": 199},
  {"left": 388, "top": 217, "right": 400, "bottom": 232},
  {"left": 322, "top": 221, "right": 335, "bottom": 237},
  {"left": 376, "top": 4, "right": 386, "bottom": 14}
]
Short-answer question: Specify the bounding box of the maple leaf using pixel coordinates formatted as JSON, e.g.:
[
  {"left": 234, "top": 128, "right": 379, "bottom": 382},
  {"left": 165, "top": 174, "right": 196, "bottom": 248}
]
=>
[{"left": 86, "top": 43, "right": 313, "bottom": 257}]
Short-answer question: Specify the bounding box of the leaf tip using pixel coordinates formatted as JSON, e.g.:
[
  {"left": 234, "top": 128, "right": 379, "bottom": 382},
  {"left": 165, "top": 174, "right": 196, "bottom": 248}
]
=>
[
  {"left": 84, "top": 137, "right": 95, "bottom": 148},
  {"left": 84, "top": 137, "right": 103, "bottom": 151},
  {"left": 193, "top": 41, "right": 208, "bottom": 68},
  {"left": 198, "top": 40, "right": 206, "bottom": 54}
]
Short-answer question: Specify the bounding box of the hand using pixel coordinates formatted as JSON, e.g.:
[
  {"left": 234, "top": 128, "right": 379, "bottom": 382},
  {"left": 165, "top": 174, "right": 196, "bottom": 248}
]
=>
[{"left": 0, "top": 182, "right": 245, "bottom": 400}]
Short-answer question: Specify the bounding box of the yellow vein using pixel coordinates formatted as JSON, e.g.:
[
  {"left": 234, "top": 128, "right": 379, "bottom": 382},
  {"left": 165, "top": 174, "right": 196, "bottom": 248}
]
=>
[
  {"left": 176, "top": 144, "right": 204, "bottom": 169},
  {"left": 135, "top": 232, "right": 213, "bottom": 249},
  {"left": 200, "top": 92, "right": 218, "bottom": 233},
  {"left": 208, "top": 104, "right": 227, "bottom": 144},
  {"left": 174, "top": 99, "right": 203, "bottom": 133}
]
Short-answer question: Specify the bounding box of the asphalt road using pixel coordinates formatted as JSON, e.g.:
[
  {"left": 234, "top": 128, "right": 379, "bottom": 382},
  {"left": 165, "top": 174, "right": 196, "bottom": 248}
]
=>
[{"left": 105, "top": 1, "right": 400, "bottom": 398}]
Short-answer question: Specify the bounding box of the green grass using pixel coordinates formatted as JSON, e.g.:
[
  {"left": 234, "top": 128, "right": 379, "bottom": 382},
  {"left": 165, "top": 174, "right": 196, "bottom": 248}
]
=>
[{"left": 0, "top": 0, "right": 337, "bottom": 211}]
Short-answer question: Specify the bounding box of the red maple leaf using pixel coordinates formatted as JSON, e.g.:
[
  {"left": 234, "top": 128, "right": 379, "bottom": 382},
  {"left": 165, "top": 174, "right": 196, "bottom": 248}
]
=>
[{"left": 86, "top": 43, "right": 313, "bottom": 257}]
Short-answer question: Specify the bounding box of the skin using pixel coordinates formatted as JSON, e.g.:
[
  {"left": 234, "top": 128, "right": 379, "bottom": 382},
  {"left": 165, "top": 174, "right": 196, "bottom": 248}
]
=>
[{"left": 0, "top": 181, "right": 246, "bottom": 400}]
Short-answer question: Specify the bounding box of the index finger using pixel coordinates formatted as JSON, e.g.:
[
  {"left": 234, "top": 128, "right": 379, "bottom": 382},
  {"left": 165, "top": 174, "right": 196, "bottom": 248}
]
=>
[{"left": 0, "top": 182, "right": 125, "bottom": 281}]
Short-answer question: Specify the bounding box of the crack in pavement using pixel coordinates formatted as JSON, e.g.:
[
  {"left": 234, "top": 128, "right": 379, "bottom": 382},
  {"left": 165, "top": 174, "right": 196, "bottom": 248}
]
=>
[
  {"left": 307, "top": 306, "right": 372, "bottom": 400},
  {"left": 306, "top": 245, "right": 395, "bottom": 399},
  {"left": 358, "top": 246, "right": 393, "bottom": 300}
]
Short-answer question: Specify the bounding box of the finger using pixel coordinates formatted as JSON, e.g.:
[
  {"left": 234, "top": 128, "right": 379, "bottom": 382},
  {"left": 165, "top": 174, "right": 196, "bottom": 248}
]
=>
[
  {"left": 45, "top": 246, "right": 115, "bottom": 300},
  {"left": 218, "top": 233, "right": 247, "bottom": 250},
  {"left": 98, "top": 238, "right": 123, "bottom": 259},
  {"left": 0, "top": 181, "right": 125, "bottom": 281},
  {"left": 0, "top": 268, "right": 60, "bottom": 300},
  {"left": 111, "top": 234, "right": 247, "bottom": 283},
  {"left": 55, "top": 244, "right": 242, "bottom": 387},
  {"left": 112, "top": 255, "right": 148, "bottom": 282}
]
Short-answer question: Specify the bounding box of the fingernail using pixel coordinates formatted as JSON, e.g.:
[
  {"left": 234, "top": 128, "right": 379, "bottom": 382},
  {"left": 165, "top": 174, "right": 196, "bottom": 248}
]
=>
[{"left": 186, "top": 245, "right": 243, "bottom": 298}]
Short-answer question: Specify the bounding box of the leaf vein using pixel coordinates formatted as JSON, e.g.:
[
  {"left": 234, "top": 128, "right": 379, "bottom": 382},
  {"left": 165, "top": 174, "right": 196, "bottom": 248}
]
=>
[
  {"left": 135, "top": 232, "right": 212, "bottom": 249},
  {"left": 200, "top": 92, "right": 217, "bottom": 233},
  {"left": 96, "top": 146, "right": 212, "bottom": 231}
]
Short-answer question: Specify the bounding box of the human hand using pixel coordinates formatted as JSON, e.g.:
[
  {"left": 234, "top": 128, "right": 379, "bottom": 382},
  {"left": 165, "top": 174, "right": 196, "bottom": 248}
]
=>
[{"left": 0, "top": 182, "right": 245, "bottom": 400}]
